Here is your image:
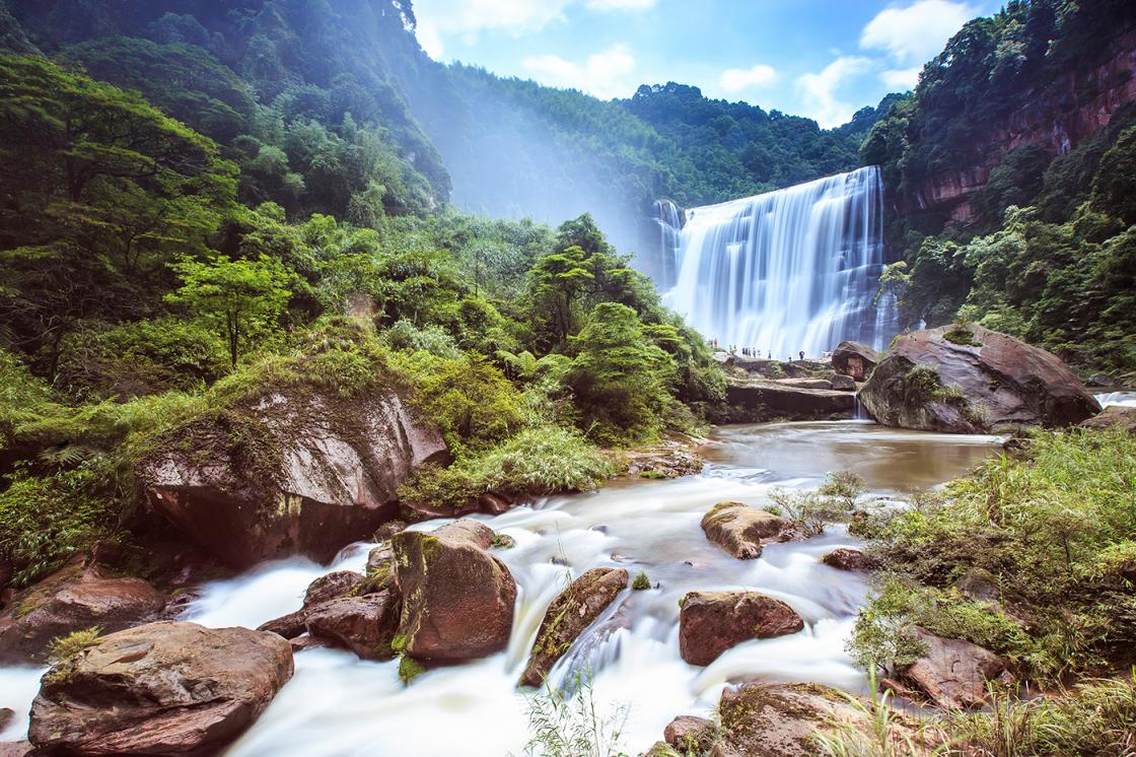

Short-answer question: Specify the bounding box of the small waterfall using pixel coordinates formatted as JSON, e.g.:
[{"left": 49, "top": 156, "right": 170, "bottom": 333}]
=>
[
  {"left": 652, "top": 199, "right": 684, "bottom": 290},
  {"left": 664, "top": 166, "right": 895, "bottom": 358}
]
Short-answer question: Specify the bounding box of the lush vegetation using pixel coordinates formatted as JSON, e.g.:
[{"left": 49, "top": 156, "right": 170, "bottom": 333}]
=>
[
  {"left": 0, "top": 42, "right": 725, "bottom": 588},
  {"left": 866, "top": 0, "right": 1136, "bottom": 374},
  {"left": 851, "top": 430, "right": 1136, "bottom": 681}
]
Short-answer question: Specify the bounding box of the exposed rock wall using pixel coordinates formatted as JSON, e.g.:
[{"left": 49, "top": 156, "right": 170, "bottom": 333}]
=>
[{"left": 912, "top": 31, "right": 1136, "bottom": 221}]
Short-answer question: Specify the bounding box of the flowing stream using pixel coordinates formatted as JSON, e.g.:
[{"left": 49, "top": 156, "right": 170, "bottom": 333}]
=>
[
  {"left": 1, "top": 421, "right": 1006, "bottom": 754},
  {"left": 661, "top": 167, "right": 895, "bottom": 358}
]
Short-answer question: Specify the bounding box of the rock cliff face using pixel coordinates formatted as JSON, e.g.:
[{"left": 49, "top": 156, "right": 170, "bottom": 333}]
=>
[
  {"left": 138, "top": 385, "right": 447, "bottom": 568},
  {"left": 912, "top": 30, "right": 1136, "bottom": 222}
]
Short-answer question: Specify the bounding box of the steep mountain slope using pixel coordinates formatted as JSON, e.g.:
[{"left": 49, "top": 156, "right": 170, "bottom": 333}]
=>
[
  {"left": 2, "top": 0, "right": 886, "bottom": 261},
  {"left": 866, "top": 0, "right": 1136, "bottom": 372}
]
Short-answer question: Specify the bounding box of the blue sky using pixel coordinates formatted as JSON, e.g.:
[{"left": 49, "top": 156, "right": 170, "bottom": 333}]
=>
[{"left": 412, "top": 0, "right": 1003, "bottom": 127}]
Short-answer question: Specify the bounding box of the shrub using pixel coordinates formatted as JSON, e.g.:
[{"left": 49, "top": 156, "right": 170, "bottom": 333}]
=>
[
  {"left": 391, "top": 350, "right": 526, "bottom": 453},
  {"left": 855, "top": 429, "right": 1136, "bottom": 680},
  {"left": 54, "top": 318, "right": 229, "bottom": 401},
  {"left": 566, "top": 302, "right": 677, "bottom": 445},
  {"left": 632, "top": 571, "right": 651, "bottom": 591},
  {"left": 400, "top": 426, "right": 613, "bottom": 509},
  {"left": 0, "top": 468, "right": 121, "bottom": 587},
  {"left": 47, "top": 627, "right": 102, "bottom": 663}
]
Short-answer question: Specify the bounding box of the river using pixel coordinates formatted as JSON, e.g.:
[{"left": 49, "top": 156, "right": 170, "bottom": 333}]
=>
[{"left": 3, "top": 413, "right": 1119, "bottom": 754}]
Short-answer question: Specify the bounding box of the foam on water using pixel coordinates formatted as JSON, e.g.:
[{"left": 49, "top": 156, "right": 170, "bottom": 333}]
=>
[{"left": 0, "top": 422, "right": 1004, "bottom": 755}]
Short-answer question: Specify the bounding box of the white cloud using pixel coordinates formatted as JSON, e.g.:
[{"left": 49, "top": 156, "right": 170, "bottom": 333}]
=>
[
  {"left": 522, "top": 43, "right": 637, "bottom": 100},
  {"left": 719, "top": 64, "right": 778, "bottom": 94},
  {"left": 796, "top": 56, "right": 873, "bottom": 128},
  {"left": 880, "top": 66, "right": 922, "bottom": 88},
  {"left": 416, "top": 18, "right": 446, "bottom": 59},
  {"left": 860, "top": 0, "right": 976, "bottom": 65},
  {"left": 413, "top": 0, "right": 654, "bottom": 41}
]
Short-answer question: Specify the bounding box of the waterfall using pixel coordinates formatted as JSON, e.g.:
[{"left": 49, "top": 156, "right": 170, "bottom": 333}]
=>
[
  {"left": 663, "top": 166, "right": 895, "bottom": 358},
  {"left": 652, "top": 199, "right": 683, "bottom": 291}
]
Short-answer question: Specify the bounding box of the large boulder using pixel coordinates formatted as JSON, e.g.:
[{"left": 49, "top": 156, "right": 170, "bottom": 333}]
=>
[
  {"left": 1080, "top": 405, "right": 1136, "bottom": 434},
  {"left": 700, "top": 501, "right": 799, "bottom": 559},
  {"left": 831, "top": 341, "right": 880, "bottom": 381},
  {"left": 305, "top": 591, "right": 401, "bottom": 660},
  {"left": 138, "top": 384, "right": 447, "bottom": 568},
  {"left": 723, "top": 377, "right": 854, "bottom": 422},
  {"left": 710, "top": 682, "right": 915, "bottom": 756},
  {"left": 392, "top": 520, "right": 516, "bottom": 663},
  {"left": 0, "top": 563, "right": 164, "bottom": 664},
  {"left": 519, "top": 567, "right": 628, "bottom": 686},
  {"left": 28, "top": 621, "right": 293, "bottom": 755},
  {"left": 892, "top": 627, "right": 1008, "bottom": 709},
  {"left": 678, "top": 591, "right": 804, "bottom": 665},
  {"left": 859, "top": 325, "right": 1100, "bottom": 433}
]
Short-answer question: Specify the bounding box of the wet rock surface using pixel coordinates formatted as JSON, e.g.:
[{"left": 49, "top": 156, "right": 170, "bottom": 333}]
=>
[
  {"left": 138, "top": 385, "right": 447, "bottom": 568},
  {"left": 392, "top": 520, "right": 517, "bottom": 663},
  {"left": 520, "top": 567, "right": 628, "bottom": 686},
  {"left": 0, "top": 563, "right": 164, "bottom": 664},
  {"left": 305, "top": 591, "right": 401, "bottom": 660},
  {"left": 258, "top": 570, "right": 367, "bottom": 639},
  {"left": 28, "top": 621, "right": 293, "bottom": 755},
  {"left": 700, "top": 501, "right": 799, "bottom": 559},
  {"left": 859, "top": 325, "right": 1100, "bottom": 433},
  {"left": 678, "top": 590, "right": 804, "bottom": 665}
]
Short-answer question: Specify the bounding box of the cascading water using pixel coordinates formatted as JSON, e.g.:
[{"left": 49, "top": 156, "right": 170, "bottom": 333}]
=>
[
  {"left": 652, "top": 199, "right": 683, "bottom": 291},
  {"left": 663, "top": 166, "right": 896, "bottom": 358}
]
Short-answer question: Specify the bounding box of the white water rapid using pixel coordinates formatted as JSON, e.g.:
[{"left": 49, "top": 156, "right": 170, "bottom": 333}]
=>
[
  {"left": 661, "top": 167, "right": 895, "bottom": 358},
  {"left": 0, "top": 421, "right": 1004, "bottom": 755}
]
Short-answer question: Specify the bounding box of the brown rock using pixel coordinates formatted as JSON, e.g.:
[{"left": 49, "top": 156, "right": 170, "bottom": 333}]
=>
[
  {"left": 829, "top": 373, "right": 857, "bottom": 391},
  {"left": 393, "top": 520, "right": 516, "bottom": 663},
  {"left": 723, "top": 377, "right": 855, "bottom": 423},
  {"left": 0, "top": 564, "right": 164, "bottom": 664},
  {"left": 711, "top": 682, "right": 900, "bottom": 757},
  {"left": 373, "top": 519, "right": 408, "bottom": 542},
  {"left": 304, "top": 571, "right": 365, "bottom": 606},
  {"left": 664, "top": 715, "right": 716, "bottom": 753},
  {"left": 821, "top": 548, "right": 879, "bottom": 572},
  {"left": 305, "top": 591, "right": 401, "bottom": 660},
  {"left": 28, "top": 621, "right": 293, "bottom": 755},
  {"left": 1079, "top": 405, "right": 1136, "bottom": 433},
  {"left": 0, "top": 742, "right": 32, "bottom": 757},
  {"left": 859, "top": 325, "right": 1100, "bottom": 433},
  {"left": 367, "top": 543, "right": 394, "bottom": 574},
  {"left": 137, "top": 385, "right": 448, "bottom": 568},
  {"left": 519, "top": 568, "right": 628, "bottom": 686},
  {"left": 478, "top": 492, "right": 512, "bottom": 515},
  {"left": 288, "top": 633, "right": 327, "bottom": 653},
  {"left": 898, "top": 627, "right": 1008, "bottom": 709},
  {"left": 678, "top": 591, "right": 804, "bottom": 665},
  {"left": 700, "top": 501, "right": 798, "bottom": 559},
  {"left": 0, "top": 708, "right": 12, "bottom": 731},
  {"left": 832, "top": 341, "right": 880, "bottom": 381},
  {"left": 258, "top": 570, "right": 366, "bottom": 639}
]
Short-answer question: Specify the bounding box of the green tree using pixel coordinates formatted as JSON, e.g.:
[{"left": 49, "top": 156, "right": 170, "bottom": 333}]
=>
[
  {"left": 566, "top": 302, "right": 676, "bottom": 444},
  {"left": 0, "top": 54, "right": 234, "bottom": 371},
  {"left": 167, "top": 255, "right": 293, "bottom": 368}
]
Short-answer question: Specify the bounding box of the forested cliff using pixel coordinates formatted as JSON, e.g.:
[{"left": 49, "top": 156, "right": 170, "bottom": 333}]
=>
[{"left": 865, "top": 0, "right": 1136, "bottom": 371}]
